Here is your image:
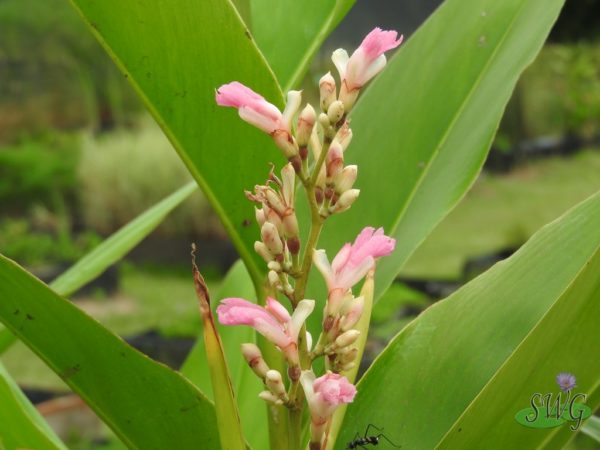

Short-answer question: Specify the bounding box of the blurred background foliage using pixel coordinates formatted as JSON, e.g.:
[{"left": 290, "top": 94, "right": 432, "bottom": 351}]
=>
[{"left": 0, "top": 0, "right": 599, "bottom": 447}]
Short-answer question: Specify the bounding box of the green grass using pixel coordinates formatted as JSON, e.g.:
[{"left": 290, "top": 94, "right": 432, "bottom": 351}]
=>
[{"left": 402, "top": 149, "right": 600, "bottom": 279}]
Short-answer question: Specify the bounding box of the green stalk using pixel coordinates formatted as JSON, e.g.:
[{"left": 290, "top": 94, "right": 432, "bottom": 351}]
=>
[
  {"left": 193, "top": 249, "right": 246, "bottom": 450},
  {"left": 324, "top": 271, "right": 375, "bottom": 449}
]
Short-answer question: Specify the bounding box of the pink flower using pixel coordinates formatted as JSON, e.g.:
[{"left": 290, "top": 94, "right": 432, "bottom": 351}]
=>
[
  {"left": 331, "top": 28, "right": 402, "bottom": 111},
  {"left": 216, "top": 297, "right": 314, "bottom": 363},
  {"left": 216, "top": 82, "right": 301, "bottom": 156},
  {"left": 313, "top": 227, "right": 395, "bottom": 293},
  {"left": 301, "top": 371, "right": 356, "bottom": 422},
  {"left": 333, "top": 28, "right": 403, "bottom": 91}
]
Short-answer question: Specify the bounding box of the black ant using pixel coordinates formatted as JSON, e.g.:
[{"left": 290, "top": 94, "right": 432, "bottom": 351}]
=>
[{"left": 347, "top": 424, "right": 401, "bottom": 449}]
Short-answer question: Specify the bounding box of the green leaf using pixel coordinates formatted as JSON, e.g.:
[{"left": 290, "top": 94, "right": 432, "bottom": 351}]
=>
[
  {"left": 250, "top": 0, "right": 355, "bottom": 90},
  {"left": 0, "top": 181, "right": 197, "bottom": 355},
  {"left": 0, "top": 361, "right": 68, "bottom": 450},
  {"left": 581, "top": 416, "right": 600, "bottom": 443},
  {"left": 334, "top": 190, "right": 600, "bottom": 449},
  {"left": 182, "top": 261, "right": 268, "bottom": 450},
  {"left": 67, "top": 0, "right": 284, "bottom": 289},
  {"left": 0, "top": 255, "right": 219, "bottom": 449},
  {"left": 312, "top": 0, "right": 566, "bottom": 302},
  {"left": 192, "top": 260, "right": 245, "bottom": 450}
]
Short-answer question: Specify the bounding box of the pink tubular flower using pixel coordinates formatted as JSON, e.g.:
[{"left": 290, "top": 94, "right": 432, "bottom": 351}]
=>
[
  {"left": 332, "top": 28, "right": 402, "bottom": 110},
  {"left": 313, "top": 227, "right": 396, "bottom": 293},
  {"left": 216, "top": 82, "right": 301, "bottom": 156},
  {"left": 216, "top": 297, "right": 314, "bottom": 363},
  {"left": 301, "top": 371, "right": 356, "bottom": 445},
  {"left": 216, "top": 82, "right": 283, "bottom": 133},
  {"left": 333, "top": 28, "right": 403, "bottom": 91}
]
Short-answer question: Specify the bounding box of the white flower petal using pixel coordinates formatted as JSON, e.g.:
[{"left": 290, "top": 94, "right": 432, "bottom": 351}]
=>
[{"left": 332, "top": 49, "right": 349, "bottom": 82}]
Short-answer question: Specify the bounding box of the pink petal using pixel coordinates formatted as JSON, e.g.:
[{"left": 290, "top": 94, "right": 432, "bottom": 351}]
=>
[
  {"left": 353, "top": 226, "right": 376, "bottom": 249},
  {"left": 253, "top": 317, "right": 292, "bottom": 348},
  {"left": 358, "top": 28, "right": 403, "bottom": 62},
  {"left": 266, "top": 297, "right": 292, "bottom": 324},
  {"left": 314, "top": 373, "right": 356, "bottom": 406},
  {"left": 331, "top": 243, "right": 352, "bottom": 275},
  {"left": 336, "top": 255, "right": 375, "bottom": 291},
  {"left": 216, "top": 81, "right": 264, "bottom": 108},
  {"left": 216, "top": 298, "right": 276, "bottom": 328}
]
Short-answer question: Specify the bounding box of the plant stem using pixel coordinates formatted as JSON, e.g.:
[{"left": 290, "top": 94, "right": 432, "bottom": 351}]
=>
[{"left": 287, "top": 135, "right": 334, "bottom": 449}]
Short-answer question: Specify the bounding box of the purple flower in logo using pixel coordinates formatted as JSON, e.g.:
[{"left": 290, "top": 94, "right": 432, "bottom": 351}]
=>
[{"left": 556, "top": 373, "right": 576, "bottom": 392}]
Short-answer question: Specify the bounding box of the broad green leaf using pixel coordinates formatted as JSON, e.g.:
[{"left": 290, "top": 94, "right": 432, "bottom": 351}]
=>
[
  {"left": 312, "top": 0, "right": 566, "bottom": 302},
  {"left": 334, "top": 190, "right": 600, "bottom": 449},
  {"left": 67, "top": 0, "right": 284, "bottom": 289},
  {"left": 250, "top": 0, "right": 355, "bottom": 90},
  {"left": 182, "top": 260, "right": 269, "bottom": 450},
  {"left": 0, "top": 361, "right": 68, "bottom": 450},
  {"left": 0, "top": 255, "right": 219, "bottom": 449},
  {"left": 0, "top": 181, "right": 197, "bottom": 355}
]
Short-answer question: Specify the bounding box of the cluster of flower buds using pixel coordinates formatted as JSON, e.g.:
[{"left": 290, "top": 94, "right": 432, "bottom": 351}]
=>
[
  {"left": 247, "top": 163, "right": 301, "bottom": 296},
  {"left": 240, "top": 343, "right": 292, "bottom": 406},
  {"left": 314, "top": 123, "right": 360, "bottom": 217},
  {"left": 214, "top": 26, "right": 402, "bottom": 450}
]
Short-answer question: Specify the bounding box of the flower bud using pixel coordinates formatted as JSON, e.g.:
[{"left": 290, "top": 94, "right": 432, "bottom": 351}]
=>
[
  {"left": 326, "top": 141, "right": 344, "bottom": 179},
  {"left": 297, "top": 104, "right": 316, "bottom": 147},
  {"left": 340, "top": 295, "right": 364, "bottom": 331},
  {"left": 268, "top": 270, "right": 281, "bottom": 288},
  {"left": 241, "top": 343, "right": 270, "bottom": 379},
  {"left": 255, "top": 207, "right": 267, "bottom": 227},
  {"left": 267, "top": 260, "right": 282, "bottom": 272},
  {"left": 334, "top": 330, "right": 360, "bottom": 349},
  {"left": 318, "top": 113, "right": 334, "bottom": 139},
  {"left": 266, "top": 370, "right": 288, "bottom": 400},
  {"left": 338, "top": 347, "right": 358, "bottom": 364},
  {"left": 282, "top": 213, "right": 299, "bottom": 239},
  {"left": 287, "top": 236, "right": 300, "bottom": 255},
  {"left": 339, "top": 86, "right": 359, "bottom": 113},
  {"left": 340, "top": 361, "right": 356, "bottom": 372},
  {"left": 327, "top": 100, "right": 345, "bottom": 125},
  {"left": 319, "top": 72, "right": 337, "bottom": 111},
  {"left": 330, "top": 189, "right": 360, "bottom": 213},
  {"left": 265, "top": 188, "right": 286, "bottom": 216},
  {"left": 265, "top": 208, "right": 283, "bottom": 233},
  {"left": 335, "top": 165, "right": 358, "bottom": 193},
  {"left": 272, "top": 130, "right": 298, "bottom": 158},
  {"left": 281, "top": 163, "right": 296, "bottom": 206},
  {"left": 254, "top": 241, "right": 273, "bottom": 262},
  {"left": 334, "top": 124, "right": 353, "bottom": 151},
  {"left": 259, "top": 390, "right": 284, "bottom": 405},
  {"left": 261, "top": 222, "right": 283, "bottom": 255}
]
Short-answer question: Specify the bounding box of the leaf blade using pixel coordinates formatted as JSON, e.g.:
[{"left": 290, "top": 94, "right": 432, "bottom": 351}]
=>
[
  {"left": 0, "top": 181, "right": 197, "bottom": 355},
  {"left": 312, "top": 0, "right": 566, "bottom": 302},
  {"left": 67, "top": 0, "right": 284, "bottom": 287},
  {"left": 0, "top": 361, "right": 68, "bottom": 450},
  {"left": 334, "top": 190, "right": 600, "bottom": 449},
  {"left": 0, "top": 255, "right": 220, "bottom": 449},
  {"left": 251, "top": 0, "right": 355, "bottom": 89}
]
